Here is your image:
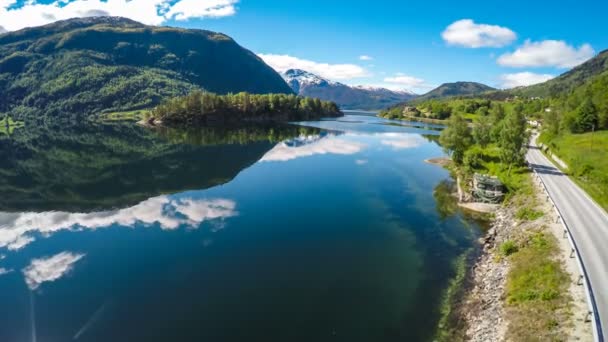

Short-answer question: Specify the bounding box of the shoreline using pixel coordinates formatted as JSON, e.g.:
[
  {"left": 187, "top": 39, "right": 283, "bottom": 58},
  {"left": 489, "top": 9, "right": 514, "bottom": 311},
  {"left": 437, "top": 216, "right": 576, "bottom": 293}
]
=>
[{"left": 428, "top": 156, "right": 591, "bottom": 341}]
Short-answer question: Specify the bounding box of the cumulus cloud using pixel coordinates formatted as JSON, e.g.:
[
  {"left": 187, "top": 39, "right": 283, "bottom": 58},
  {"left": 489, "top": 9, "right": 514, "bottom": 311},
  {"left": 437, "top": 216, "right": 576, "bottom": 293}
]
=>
[
  {"left": 359, "top": 55, "right": 373, "bottom": 61},
  {"left": 23, "top": 252, "right": 84, "bottom": 290},
  {"left": 258, "top": 54, "right": 369, "bottom": 80},
  {"left": 0, "top": 196, "right": 238, "bottom": 251},
  {"left": 379, "top": 133, "right": 425, "bottom": 150},
  {"left": 383, "top": 74, "right": 432, "bottom": 89},
  {"left": 0, "top": 0, "right": 239, "bottom": 32},
  {"left": 261, "top": 134, "right": 366, "bottom": 162},
  {"left": 442, "top": 19, "right": 516, "bottom": 48},
  {"left": 500, "top": 72, "right": 555, "bottom": 88},
  {"left": 497, "top": 40, "right": 595, "bottom": 68}
]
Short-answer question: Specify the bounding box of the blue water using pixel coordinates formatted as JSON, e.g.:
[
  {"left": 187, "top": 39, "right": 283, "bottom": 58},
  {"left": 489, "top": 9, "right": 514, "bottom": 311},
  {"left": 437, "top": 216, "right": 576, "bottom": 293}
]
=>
[{"left": 0, "top": 114, "right": 481, "bottom": 341}]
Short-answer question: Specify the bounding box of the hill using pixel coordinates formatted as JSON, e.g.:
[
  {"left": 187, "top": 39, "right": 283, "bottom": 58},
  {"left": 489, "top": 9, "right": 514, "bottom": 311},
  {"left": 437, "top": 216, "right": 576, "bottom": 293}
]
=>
[
  {"left": 509, "top": 49, "right": 608, "bottom": 97},
  {"left": 411, "top": 82, "right": 495, "bottom": 103},
  {"left": 0, "top": 17, "right": 293, "bottom": 119},
  {"left": 282, "top": 69, "right": 417, "bottom": 110}
]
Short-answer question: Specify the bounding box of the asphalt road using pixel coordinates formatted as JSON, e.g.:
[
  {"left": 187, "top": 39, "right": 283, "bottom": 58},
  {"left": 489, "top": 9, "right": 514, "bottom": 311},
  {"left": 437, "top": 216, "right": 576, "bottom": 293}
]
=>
[{"left": 527, "top": 136, "right": 607, "bottom": 341}]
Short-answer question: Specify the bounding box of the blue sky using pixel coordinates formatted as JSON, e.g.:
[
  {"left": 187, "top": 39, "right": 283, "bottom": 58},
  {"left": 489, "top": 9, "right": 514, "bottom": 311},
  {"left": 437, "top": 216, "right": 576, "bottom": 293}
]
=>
[{"left": 1, "top": 0, "right": 607, "bottom": 93}]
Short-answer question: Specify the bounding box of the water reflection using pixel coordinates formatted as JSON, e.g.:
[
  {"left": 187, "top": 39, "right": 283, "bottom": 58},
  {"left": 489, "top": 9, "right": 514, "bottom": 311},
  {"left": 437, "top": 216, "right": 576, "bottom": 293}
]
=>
[
  {"left": 0, "top": 123, "right": 316, "bottom": 212},
  {"left": 23, "top": 252, "right": 85, "bottom": 290},
  {"left": 0, "top": 196, "right": 238, "bottom": 251},
  {"left": 379, "top": 132, "right": 425, "bottom": 150},
  {"left": 261, "top": 132, "right": 366, "bottom": 162}
]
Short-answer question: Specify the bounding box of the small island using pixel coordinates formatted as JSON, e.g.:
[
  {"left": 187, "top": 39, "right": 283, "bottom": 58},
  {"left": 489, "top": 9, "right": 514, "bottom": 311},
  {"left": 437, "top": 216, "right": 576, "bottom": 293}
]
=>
[{"left": 142, "top": 91, "right": 342, "bottom": 126}]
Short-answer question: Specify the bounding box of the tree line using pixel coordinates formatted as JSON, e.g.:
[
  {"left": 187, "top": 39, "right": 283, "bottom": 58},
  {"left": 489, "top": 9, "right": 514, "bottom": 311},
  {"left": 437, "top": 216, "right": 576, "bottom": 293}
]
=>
[
  {"left": 439, "top": 102, "right": 528, "bottom": 175},
  {"left": 147, "top": 91, "right": 342, "bottom": 125}
]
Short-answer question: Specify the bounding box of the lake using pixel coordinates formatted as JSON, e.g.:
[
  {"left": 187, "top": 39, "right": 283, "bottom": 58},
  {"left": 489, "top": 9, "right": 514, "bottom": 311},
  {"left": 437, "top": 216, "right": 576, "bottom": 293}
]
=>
[{"left": 0, "top": 114, "right": 482, "bottom": 341}]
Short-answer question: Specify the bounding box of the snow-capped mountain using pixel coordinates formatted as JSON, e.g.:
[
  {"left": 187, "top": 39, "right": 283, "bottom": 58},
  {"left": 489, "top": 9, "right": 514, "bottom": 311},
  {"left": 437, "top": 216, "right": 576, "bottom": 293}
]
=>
[{"left": 282, "top": 69, "right": 417, "bottom": 110}]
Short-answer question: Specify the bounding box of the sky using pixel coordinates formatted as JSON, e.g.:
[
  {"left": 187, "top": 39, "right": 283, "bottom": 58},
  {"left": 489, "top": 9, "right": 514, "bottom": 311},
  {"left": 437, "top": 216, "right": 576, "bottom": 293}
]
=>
[{"left": 1, "top": 0, "right": 607, "bottom": 94}]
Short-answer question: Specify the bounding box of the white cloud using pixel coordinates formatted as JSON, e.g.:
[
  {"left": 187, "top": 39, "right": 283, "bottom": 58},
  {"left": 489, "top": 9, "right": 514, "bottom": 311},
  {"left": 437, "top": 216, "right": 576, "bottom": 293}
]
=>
[
  {"left": 0, "top": 196, "right": 238, "bottom": 251},
  {"left": 442, "top": 19, "right": 516, "bottom": 48},
  {"left": 384, "top": 75, "right": 427, "bottom": 88},
  {"left": 497, "top": 40, "right": 595, "bottom": 68},
  {"left": 0, "top": 0, "right": 239, "bottom": 32},
  {"left": 379, "top": 133, "right": 425, "bottom": 150},
  {"left": 0, "top": 25, "right": 6, "bottom": 33},
  {"left": 258, "top": 54, "right": 369, "bottom": 80},
  {"left": 359, "top": 55, "right": 373, "bottom": 61},
  {"left": 261, "top": 134, "right": 365, "bottom": 162},
  {"left": 23, "top": 252, "right": 84, "bottom": 290},
  {"left": 0, "top": 267, "right": 12, "bottom": 276},
  {"left": 500, "top": 72, "right": 555, "bottom": 88}
]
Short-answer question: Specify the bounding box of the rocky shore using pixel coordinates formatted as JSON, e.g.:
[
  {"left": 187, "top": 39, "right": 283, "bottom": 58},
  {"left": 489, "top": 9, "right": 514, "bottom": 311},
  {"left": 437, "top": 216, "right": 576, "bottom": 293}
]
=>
[{"left": 461, "top": 206, "right": 513, "bottom": 341}]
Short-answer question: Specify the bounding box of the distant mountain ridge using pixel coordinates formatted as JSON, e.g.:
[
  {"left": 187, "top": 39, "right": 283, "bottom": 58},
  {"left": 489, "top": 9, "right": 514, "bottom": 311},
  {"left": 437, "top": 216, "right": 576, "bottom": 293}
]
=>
[
  {"left": 282, "top": 69, "right": 417, "bottom": 110},
  {"left": 411, "top": 82, "right": 495, "bottom": 103},
  {"left": 508, "top": 49, "right": 608, "bottom": 97},
  {"left": 0, "top": 17, "right": 293, "bottom": 119}
]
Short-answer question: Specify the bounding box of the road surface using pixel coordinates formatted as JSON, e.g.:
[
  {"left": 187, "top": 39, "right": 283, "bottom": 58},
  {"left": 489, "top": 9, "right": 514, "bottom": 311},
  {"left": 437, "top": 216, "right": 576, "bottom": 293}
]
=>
[{"left": 527, "top": 136, "right": 607, "bottom": 341}]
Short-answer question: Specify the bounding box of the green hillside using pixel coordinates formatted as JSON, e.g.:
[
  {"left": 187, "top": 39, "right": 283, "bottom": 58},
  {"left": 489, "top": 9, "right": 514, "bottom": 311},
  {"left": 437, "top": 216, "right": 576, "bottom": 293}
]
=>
[
  {"left": 411, "top": 82, "right": 495, "bottom": 103},
  {"left": 510, "top": 49, "right": 608, "bottom": 98},
  {"left": 0, "top": 17, "right": 293, "bottom": 120}
]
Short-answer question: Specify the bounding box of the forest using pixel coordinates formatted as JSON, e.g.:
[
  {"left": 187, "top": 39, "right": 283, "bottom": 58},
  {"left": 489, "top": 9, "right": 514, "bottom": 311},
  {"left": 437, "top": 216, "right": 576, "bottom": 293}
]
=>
[{"left": 146, "top": 91, "right": 342, "bottom": 125}]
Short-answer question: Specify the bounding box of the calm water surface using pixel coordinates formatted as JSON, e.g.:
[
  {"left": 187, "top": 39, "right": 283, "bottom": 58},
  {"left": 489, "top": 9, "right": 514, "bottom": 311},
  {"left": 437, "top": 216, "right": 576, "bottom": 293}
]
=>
[{"left": 0, "top": 114, "right": 481, "bottom": 341}]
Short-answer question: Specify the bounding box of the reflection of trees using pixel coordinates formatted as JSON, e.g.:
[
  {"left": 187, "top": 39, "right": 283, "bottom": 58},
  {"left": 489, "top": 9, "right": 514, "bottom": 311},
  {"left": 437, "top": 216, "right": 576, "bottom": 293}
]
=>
[
  {"left": 0, "top": 122, "right": 315, "bottom": 212},
  {"left": 154, "top": 124, "right": 321, "bottom": 146},
  {"left": 433, "top": 179, "right": 458, "bottom": 220}
]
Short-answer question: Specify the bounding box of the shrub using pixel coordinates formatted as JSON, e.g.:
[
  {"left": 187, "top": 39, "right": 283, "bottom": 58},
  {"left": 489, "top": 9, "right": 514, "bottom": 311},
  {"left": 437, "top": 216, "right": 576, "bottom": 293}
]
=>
[{"left": 500, "top": 240, "right": 519, "bottom": 256}]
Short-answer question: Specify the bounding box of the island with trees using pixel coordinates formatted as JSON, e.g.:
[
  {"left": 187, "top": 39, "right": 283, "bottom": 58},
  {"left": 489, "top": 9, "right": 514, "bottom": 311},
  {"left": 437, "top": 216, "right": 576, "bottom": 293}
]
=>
[{"left": 142, "top": 91, "right": 342, "bottom": 126}]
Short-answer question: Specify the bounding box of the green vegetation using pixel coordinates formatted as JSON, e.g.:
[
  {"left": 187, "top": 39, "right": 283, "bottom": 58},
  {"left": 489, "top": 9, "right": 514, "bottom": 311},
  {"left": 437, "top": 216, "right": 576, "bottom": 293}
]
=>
[
  {"left": 515, "top": 207, "right": 544, "bottom": 221},
  {"left": 505, "top": 231, "right": 571, "bottom": 341},
  {"left": 540, "top": 130, "right": 608, "bottom": 210},
  {"left": 146, "top": 91, "right": 341, "bottom": 125},
  {"left": 438, "top": 114, "right": 472, "bottom": 164},
  {"left": 436, "top": 102, "right": 529, "bottom": 197},
  {"left": 0, "top": 121, "right": 319, "bottom": 211},
  {"left": 0, "top": 116, "right": 24, "bottom": 135},
  {"left": 510, "top": 49, "right": 608, "bottom": 98},
  {"left": 0, "top": 17, "right": 293, "bottom": 120},
  {"left": 500, "top": 240, "right": 519, "bottom": 256},
  {"left": 99, "top": 110, "right": 147, "bottom": 122},
  {"left": 410, "top": 82, "right": 495, "bottom": 103}
]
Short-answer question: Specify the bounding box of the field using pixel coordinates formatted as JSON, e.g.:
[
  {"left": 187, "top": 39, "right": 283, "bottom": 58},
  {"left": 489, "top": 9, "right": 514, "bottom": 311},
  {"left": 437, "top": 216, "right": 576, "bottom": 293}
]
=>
[{"left": 541, "top": 130, "right": 608, "bottom": 210}]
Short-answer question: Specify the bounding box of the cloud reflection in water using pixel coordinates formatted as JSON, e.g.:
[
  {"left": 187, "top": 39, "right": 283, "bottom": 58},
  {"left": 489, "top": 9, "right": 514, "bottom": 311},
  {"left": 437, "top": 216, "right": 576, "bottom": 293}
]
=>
[
  {"left": 261, "top": 134, "right": 366, "bottom": 162},
  {"left": 0, "top": 196, "right": 238, "bottom": 252}
]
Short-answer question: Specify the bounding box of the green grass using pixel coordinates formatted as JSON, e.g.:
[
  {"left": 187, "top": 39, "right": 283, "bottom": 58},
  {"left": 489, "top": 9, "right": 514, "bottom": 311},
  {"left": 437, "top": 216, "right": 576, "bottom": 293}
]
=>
[
  {"left": 500, "top": 240, "right": 519, "bottom": 256},
  {"left": 505, "top": 231, "right": 571, "bottom": 340},
  {"left": 466, "top": 144, "right": 533, "bottom": 199},
  {"left": 540, "top": 130, "right": 608, "bottom": 211},
  {"left": 515, "top": 207, "right": 544, "bottom": 221}
]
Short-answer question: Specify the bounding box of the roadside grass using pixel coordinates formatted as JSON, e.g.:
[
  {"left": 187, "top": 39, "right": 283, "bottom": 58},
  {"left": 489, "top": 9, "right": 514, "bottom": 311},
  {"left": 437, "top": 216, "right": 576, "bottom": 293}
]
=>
[
  {"left": 504, "top": 230, "right": 572, "bottom": 341},
  {"left": 515, "top": 207, "right": 544, "bottom": 221},
  {"left": 540, "top": 130, "right": 608, "bottom": 211}
]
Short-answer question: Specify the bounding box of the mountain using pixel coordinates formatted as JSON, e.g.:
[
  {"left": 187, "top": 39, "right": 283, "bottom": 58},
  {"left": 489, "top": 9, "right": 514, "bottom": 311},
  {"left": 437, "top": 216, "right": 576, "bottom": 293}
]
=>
[
  {"left": 0, "top": 17, "right": 293, "bottom": 119},
  {"left": 509, "top": 49, "right": 608, "bottom": 97},
  {"left": 282, "top": 69, "right": 416, "bottom": 110},
  {"left": 411, "top": 82, "right": 495, "bottom": 103}
]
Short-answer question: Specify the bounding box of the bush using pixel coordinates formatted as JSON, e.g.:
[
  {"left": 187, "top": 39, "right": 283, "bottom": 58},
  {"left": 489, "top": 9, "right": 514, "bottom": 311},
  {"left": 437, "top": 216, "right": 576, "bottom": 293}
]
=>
[
  {"left": 500, "top": 240, "right": 519, "bottom": 256},
  {"left": 515, "top": 207, "right": 544, "bottom": 221}
]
